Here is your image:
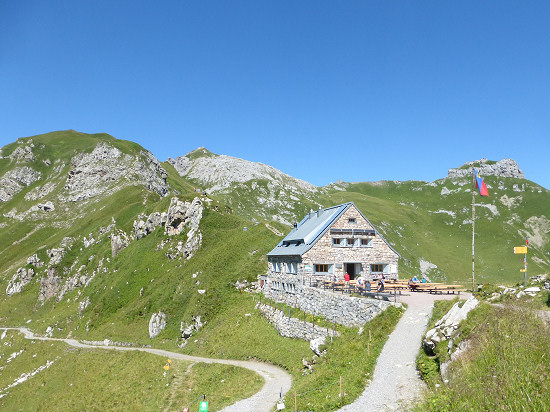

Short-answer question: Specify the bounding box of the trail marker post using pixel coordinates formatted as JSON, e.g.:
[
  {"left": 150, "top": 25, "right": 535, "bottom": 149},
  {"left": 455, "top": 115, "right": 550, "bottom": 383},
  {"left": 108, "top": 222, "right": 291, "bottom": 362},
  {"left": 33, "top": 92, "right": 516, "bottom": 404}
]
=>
[{"left": 514, "top": 245, "right": 528, "bottom": 285}]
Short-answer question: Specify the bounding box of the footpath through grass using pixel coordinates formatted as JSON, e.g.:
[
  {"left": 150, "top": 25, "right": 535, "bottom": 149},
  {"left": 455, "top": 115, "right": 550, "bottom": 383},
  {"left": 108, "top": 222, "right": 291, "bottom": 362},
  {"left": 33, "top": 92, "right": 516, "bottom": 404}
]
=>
[
  {"left": 416, "top": 303, "right": 550, "bottom": 411},
  {"left": 0, "top": 330, "right": 262, "bottom": 411},
  {"left": 183, "top": 292, "right": 404, "bottom": 411}
]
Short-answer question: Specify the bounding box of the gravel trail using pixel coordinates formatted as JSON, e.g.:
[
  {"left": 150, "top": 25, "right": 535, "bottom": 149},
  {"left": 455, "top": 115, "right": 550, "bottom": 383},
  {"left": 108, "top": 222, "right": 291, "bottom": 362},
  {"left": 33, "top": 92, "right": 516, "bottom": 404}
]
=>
[
  {"left": 337, "top": 293, "right": 469, "bottom": 412},
  {"left": 2, "top": 327, "right": 291, "bottom": 412}
]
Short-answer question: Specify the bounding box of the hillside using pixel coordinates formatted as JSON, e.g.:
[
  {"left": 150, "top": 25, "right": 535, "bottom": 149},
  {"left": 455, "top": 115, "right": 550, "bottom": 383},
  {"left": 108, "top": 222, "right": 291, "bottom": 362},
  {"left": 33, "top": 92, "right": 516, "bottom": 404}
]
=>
[
  {"left": 167, "top": 148, "right": 322, "bottom": 225},
  {"left": 0, "top": 131, "right": 277, "bottom": 343},
  {"left": 1, "top": 131, "right": 549, "bottom": 409},
  {"left": 167, "top": 148, "right": 550, "bottom": 285}
]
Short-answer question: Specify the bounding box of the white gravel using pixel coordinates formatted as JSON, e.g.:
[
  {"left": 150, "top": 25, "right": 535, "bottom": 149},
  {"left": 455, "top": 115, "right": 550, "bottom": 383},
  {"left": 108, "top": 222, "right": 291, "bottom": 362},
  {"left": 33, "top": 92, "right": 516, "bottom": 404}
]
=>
[{"left": 337, "top": 293, "right": 469, "bottom": 411}]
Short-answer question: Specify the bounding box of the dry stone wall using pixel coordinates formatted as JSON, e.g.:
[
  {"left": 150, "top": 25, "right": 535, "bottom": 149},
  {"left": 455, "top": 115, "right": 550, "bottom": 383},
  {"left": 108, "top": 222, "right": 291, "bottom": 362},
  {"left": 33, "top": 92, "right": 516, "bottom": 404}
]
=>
[
  {"left": 264, "top": 286, "right": 400, "bottom": 327},
  {"left": 256, "top": 303, "right": 339, "bottom": 341}
]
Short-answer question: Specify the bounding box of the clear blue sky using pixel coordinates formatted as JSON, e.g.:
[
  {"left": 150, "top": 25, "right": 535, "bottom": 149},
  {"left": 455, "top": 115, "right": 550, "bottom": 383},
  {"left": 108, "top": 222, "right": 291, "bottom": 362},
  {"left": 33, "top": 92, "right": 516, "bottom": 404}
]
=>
[{"left": 2, "top": 1, "right": 549, "bottom": 188}]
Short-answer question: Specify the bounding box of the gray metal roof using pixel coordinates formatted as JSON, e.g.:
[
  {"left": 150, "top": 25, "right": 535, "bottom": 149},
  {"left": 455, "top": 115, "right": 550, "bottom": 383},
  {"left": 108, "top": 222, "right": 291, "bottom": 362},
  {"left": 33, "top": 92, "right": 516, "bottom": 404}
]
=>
[
  {"left": 267, "top": 203, "right": 351, "bottom": 256},
  {"left": 266, "top": 201, "right": 401, "bottom": 258}
]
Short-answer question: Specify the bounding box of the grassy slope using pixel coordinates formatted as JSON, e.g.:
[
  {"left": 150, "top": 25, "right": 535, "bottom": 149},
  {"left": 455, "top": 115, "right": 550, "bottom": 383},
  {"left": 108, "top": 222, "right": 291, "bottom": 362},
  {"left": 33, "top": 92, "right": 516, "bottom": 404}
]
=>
[
  {"left": 322, "top": 177, "right": 550, "bottom": 285},
  {"left": 416, "top": 303, "right": 550, "bottom": 411},
  {"left": 0, "top": 330, "right": 262, "bottom": 411}
]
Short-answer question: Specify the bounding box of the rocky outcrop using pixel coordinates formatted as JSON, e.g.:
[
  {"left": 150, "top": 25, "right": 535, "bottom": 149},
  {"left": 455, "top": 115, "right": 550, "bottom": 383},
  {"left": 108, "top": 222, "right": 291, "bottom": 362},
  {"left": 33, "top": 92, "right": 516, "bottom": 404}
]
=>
[
  {"left": 62, "top": 143, "right": 169, "bottom": 202},
  {"left": 110, "top": 230, "right": 129, "bottom": 257},
  {"left": 168, "top": 148, "right": 316, "bottom": 193},
  {"left": 46, "top": 248, "right": 65, "bottom": 266},
  {"left": 0, "top": 167, "right": 42, "bottom": 202},
  {"left": 38, "top": 268, "right": 62, "bottom": 303},
  {"left": 24, "top": 182, "right": 57, "bottom": 201},
  {"left": 447, "top": 159, "right": 524, "bottom": 179},
  {"left": 423, "top": 296, "right": 479, "bottom": 355},
  {"left": 79, "top": 297, "right": 90, "bottom": 317},
  {"left": 6, "top": 267, "right": 36, "bottom": 296},
  {"left": 149, "top": 312, "right": 167, "bottom": 338},
  {"left": 27, "top": 254, "right": 43, "bottom": 268},
  {"left": 133, "top": 197, "right": 204, "bottom": 260},
  {"left": 8, "top": 141, "right": 35, "bottom": 163},
  {"left": 133, "top": 212, "right": 167, "bottom": 240},
  {"left": 165, "top": 197, "right": 203, "bottom": 236},
  {"left": 179, "top": 315, "right": 204, "bottom": 345}
]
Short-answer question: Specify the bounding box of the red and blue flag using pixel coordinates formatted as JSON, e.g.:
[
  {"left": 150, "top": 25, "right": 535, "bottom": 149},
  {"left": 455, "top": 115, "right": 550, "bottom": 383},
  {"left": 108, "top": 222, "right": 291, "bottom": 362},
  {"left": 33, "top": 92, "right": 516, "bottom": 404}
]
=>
[{"left": 474, "top": 169, "right": 489, "bottom": 197}]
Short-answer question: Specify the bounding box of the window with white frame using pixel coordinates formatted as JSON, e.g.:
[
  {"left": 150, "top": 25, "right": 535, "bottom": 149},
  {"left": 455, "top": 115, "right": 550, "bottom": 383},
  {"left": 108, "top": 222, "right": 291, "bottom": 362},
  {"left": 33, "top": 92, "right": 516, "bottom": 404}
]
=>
[
  {"left": 360, "top": 238, "right": 372, "bottom": 247},
  {"left": 370, "top": 263, "right": 388, "bottom": 274},
  {"left": 273, "top": 262, "right": 281, "bottom": 272},
  {"left": 287, "top": 262, "right": 297, "bottom": 274},
  {"left": 332, "top": 238, "right": 342, "bottom": 247},
  {"left": 314, "top": 264, "right": 333, "bottom": 274},
  {"left": 346, "top": 238, "right": 356, "bottom": 247}
]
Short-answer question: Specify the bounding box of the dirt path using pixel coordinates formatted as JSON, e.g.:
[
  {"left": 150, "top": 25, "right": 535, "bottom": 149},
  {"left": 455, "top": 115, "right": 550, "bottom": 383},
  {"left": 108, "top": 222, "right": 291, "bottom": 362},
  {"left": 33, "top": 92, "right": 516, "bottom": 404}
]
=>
[
  {"left": 338, "top": 292, "right": 470, "bottom": 411},
  {"left": 2, "top": 327, "right": 291, "bottom": 412}
]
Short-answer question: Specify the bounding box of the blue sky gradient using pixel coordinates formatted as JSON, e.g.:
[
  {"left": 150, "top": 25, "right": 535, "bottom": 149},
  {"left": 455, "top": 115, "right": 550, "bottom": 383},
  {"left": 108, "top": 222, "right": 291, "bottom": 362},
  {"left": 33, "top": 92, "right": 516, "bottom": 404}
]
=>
[{"left": 2, "top": 1, "right": 549, "bottom": 188}]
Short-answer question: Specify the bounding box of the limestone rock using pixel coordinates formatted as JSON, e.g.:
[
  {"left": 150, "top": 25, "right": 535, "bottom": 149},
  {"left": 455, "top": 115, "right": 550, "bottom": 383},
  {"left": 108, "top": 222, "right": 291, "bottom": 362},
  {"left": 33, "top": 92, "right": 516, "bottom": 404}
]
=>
[
  {"left": 149, "top": 312, "right": 167, "bottom": 338},
  {"left": 38, "top": 268, "right": 62, "bottom": 303},
  {"left": 133, "top": 211, "right": 167, "bottom": 239},
  {"left": 524, "top": 287, "right": 541, "bottom": 296},
  {"left": 310, "top": 335, "right": 326, "bottom": 356},
  {"left": 78, "top": 297, "right": 91, "bottom": 317},
  {"left": 0, "top": 166, "right": 42, "bottom": 202},
  {"left": 447, "top": 158, "right": 524, "bottom": 180},
  {"left": 6, "top": 267, "right": 36, "bottom": 296},
  {"left": 168, "top": 149, "right": 316, "bottom": 193},
  {"left": 110, "top": 231, "right": 129, "bottom": 257},
  {"left": 8, "top": 142, "right": 35, "bottom": 163},
  {"left": 423, "top": 296, "right": 479, "bottom": 355},
  {"left": 180, "top": 315, "right": 203, "bottom": 341},
  {"left": 165, "top": 197, "right": 203, "bottom": 236},
  {"left": 46, "top": 247, "right": 65, "bottom": 265},
  {"left": 62, "top": 143, "right": 168, "bottom": 202},
  {"left": 27, "top": 254, "right": 43, "bottom": 268}
]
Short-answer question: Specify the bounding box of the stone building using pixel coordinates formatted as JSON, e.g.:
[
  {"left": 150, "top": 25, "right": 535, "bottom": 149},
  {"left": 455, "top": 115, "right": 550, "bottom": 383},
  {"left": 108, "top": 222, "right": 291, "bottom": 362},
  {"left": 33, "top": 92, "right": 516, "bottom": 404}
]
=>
[{"left": 263, "top": 202, "right": 400, "bottom": 299}]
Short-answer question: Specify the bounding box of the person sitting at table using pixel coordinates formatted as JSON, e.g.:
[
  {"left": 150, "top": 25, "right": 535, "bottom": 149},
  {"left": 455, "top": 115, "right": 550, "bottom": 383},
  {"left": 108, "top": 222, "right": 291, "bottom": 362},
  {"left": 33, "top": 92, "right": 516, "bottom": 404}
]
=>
[
  {"left": 356, "top": 276, "right": 364, "bottom": 291},
  {"left": 377, "top": 277, "right": 385, "bottom": 292},
  {"left": 365, "top": 280, "right": 372, "bottom": 292},
  {"left": 412, "top": 275, "right": 419, "bottom": 283},
  {"left": 421, "top": 277, "right": 427, "bottom": 283}
]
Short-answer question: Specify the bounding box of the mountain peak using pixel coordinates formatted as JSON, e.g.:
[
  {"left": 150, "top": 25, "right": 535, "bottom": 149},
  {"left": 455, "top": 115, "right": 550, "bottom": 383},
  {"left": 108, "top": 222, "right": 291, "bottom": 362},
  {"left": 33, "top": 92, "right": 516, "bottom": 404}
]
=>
[{"left": 447, "top": 158, "right": 524, "bottom": 179}]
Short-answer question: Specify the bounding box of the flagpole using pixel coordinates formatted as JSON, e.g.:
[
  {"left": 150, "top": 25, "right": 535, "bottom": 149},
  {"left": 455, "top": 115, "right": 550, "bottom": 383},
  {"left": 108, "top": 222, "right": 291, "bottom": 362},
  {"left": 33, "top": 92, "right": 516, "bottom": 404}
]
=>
[{"left": 472, "top": 168, "right": 475, "bottom": 293}]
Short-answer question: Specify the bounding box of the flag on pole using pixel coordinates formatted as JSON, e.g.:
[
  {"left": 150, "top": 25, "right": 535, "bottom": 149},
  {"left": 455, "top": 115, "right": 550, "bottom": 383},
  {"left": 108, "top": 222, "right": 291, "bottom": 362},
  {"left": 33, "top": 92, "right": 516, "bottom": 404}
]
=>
[{"left": 474, "top": 169, "right": 489, "bottom": 197}]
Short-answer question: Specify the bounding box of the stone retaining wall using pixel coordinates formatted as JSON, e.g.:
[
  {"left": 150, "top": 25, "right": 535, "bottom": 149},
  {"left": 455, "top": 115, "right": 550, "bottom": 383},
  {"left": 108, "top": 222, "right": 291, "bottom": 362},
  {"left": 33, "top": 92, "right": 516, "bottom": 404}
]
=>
[
  {"left": 256, "top": 303, "right": 339, "bottom": 341},
  {"left": 264, "top": 286, "right": 401, "bottom": 327}
]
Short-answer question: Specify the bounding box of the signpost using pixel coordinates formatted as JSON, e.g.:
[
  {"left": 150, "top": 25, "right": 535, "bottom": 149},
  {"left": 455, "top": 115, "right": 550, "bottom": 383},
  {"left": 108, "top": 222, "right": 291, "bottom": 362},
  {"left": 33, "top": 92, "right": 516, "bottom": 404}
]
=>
[
  {"left": 199, "top": 401, "right": 208, "bottom": 412},
  {"left": 164, "top": 359, "right": 171, "bottom": 385},
  {"left": 514, "top": 244, "right": 528, "bottom": 285}
]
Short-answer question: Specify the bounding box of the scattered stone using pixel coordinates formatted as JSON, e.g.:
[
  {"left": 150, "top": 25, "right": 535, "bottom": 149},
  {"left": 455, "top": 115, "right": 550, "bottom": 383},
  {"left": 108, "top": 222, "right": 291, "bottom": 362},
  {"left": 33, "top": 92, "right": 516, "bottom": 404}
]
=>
[{"left": 79, "top": 297, "right": 91, "bottom": 317}]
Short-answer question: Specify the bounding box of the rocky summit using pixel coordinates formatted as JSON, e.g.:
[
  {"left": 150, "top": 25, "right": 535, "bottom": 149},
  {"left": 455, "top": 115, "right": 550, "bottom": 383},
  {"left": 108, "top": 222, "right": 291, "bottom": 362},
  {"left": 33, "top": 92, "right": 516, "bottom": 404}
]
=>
[{"left": 446, "top": 158, "right": 524, "bottom": 179}]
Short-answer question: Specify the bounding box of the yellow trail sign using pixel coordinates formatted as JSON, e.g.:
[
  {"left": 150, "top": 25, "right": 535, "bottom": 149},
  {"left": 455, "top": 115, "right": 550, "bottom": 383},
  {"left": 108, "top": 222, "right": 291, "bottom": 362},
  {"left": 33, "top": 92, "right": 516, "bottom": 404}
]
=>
[
  {"left": 520, "top": 269, "right": 527, "bottom": 272},
  {"left": 514, "top": 246, "right": 528, "bottom": 254}
]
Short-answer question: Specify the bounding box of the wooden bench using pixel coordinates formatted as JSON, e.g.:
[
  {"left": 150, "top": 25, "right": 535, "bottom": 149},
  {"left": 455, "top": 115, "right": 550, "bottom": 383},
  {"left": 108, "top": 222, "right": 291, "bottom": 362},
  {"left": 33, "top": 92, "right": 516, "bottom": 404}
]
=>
[{"left": 413, "top": 283, "right": 465, "bottom": 294}]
